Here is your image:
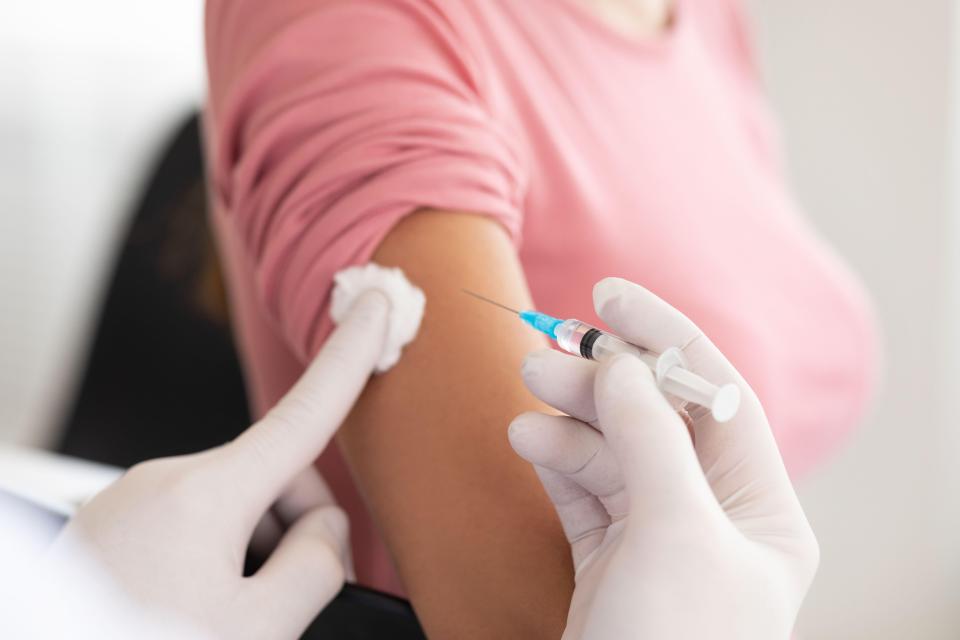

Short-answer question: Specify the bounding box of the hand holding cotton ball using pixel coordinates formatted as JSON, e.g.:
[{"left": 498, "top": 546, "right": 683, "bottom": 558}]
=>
[{"left": 329, "top": 264, "right": 426, "bottom": 373}]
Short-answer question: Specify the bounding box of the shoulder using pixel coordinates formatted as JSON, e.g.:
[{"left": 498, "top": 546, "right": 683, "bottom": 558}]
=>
[
  {"left": 205, "top": 0, "right": 489, "bottom": 97},
  {"left": 205, "top": 0, "right": 480, "bottom": 55}
]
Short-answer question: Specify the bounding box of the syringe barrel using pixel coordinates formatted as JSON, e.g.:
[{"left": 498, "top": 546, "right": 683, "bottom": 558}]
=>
[
  {"left": 553, "top": 319, "right": 739, "bottom": 422},
  {"left": 555, "top": 319, "right": 658, "bottom": 367}
]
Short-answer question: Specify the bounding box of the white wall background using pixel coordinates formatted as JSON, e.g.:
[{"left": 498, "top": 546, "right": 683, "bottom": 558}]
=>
[
  {"left": 0, "top": 1, "right": 957, "bottom": 637},
  {"left": 0, "top": 1, "right": 204, "bottom": 446},
  {"left": 746, "top": 1, "right": 960, "bottom": 638}
]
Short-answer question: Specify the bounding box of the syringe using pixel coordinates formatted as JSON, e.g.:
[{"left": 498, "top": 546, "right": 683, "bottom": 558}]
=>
[{"left": 464, "top": 291, "right": 740, "bottom": 423}]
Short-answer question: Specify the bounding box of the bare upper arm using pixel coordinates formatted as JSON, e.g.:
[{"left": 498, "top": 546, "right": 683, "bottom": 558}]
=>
[{"left": 336, "top": 210, "right": 573, "bottom": 638}]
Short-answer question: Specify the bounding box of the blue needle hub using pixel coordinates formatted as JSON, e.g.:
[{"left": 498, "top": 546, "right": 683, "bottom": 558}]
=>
[{"left": 519, "top": 310, "right": 563, "bottom": 340}]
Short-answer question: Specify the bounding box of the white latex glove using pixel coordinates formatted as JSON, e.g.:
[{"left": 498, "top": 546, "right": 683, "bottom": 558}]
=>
[
  {"left": 509, "top": 278, "right": 819, "bottom": 640},
  {"left": 44, "top": 290, "right": 391, "bottom": 640}
]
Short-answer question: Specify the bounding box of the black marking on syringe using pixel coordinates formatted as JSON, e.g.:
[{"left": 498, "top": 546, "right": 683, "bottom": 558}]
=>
[{"left": 580, "top": 328, "right": 602, "bottom": 360}]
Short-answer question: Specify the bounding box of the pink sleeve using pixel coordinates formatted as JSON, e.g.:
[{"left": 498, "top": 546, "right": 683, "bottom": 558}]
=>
[{"left": 205, "top": 0, "right": 528, "bottom": 359}]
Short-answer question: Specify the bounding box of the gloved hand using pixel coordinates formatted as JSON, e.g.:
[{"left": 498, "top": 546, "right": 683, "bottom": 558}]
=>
[
  {"left": 45, "top": 290, "right": 391, "bottom": 640},
  {"left": 509, "top": 278, "right": 819, "bottom": 640}
]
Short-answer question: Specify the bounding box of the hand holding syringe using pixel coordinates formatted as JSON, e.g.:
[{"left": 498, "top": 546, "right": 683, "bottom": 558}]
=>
[{"left": 464, "top": 290, "right": 741, "bottom": 422}]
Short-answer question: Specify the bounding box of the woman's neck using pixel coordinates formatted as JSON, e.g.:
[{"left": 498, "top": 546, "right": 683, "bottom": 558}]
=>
[{"left": 573, "top": 0, "right": 674, "bottom": 39}]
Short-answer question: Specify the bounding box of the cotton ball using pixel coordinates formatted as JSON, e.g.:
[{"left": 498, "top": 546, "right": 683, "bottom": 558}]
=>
[{"left": 329, "top": 264, "right": 426, "bottom": 372}]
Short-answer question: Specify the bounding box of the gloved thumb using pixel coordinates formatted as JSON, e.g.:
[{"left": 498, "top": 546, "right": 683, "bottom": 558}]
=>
[
  {"left": 595, "top": 354, "right": 716, "bottom": 519},
  {"left": 244, "top": 505, "right": 348, "bottom": 634}
]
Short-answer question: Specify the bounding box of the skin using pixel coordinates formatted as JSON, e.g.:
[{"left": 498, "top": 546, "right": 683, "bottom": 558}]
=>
[
  {"left": 326, "top": 11, "right": 674, "bottom": 637},
  {"left": 335, "top": 211, "right": 573, "bottom": 639},
  {"left": 315, "top": 5, "right": 674, "bottom": 636},
  {"left": 572, "top": 0, "right": 674, "bottom": 39}
]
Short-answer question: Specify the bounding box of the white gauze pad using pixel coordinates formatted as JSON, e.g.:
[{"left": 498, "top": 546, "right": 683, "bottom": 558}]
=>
[{"left": 329, "top": 263, "right": 426, "bottom": 373}]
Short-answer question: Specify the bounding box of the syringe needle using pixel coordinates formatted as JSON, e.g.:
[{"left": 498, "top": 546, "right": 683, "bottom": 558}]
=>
[{"left": 461, "top": 289, "right": 521, "bottom": 315}]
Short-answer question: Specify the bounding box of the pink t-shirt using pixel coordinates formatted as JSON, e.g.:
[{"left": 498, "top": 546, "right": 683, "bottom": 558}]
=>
[{"left": 205, "top": 0, "right": 879, "bottom": 593}]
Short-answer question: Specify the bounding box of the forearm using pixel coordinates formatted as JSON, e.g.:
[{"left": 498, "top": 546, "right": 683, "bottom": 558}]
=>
[{"left": 336, "top": 211, "right": 573, "bottom": 638}]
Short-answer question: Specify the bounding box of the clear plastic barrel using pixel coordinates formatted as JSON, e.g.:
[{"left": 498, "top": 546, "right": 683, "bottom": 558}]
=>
[
  {"left": 553, "top": 319, "right": 740, "bottom": 423},
  {"left": 555, "top": 320, "right": 658, "bottom": 368}
]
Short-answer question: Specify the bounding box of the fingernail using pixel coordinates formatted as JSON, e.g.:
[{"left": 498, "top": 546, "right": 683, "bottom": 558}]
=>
[
  {"left": 507, "top": 414, "right": 536, "bottom": 444},
  {"left": 593, "top": 278, "right": 626, "bottom": 312},
  {"left": 352, "top": 290, "right": 391, "bottom": 323},
  {"left": 507, "top": 415, "right": 527, "bottom": 437},
  {"left": 521, "top": 351, "right": 545, "bottom": 381}
]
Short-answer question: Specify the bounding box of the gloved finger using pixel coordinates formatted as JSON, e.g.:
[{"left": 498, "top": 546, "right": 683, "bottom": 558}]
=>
[
  {"left": 247, "top": 471, "right": 356, "bottom": 581},
  {"left": 509, "top": 412, "right": 627, "bottom": 518},
  {"left": 271, "top": 468, "right": 337, "bottom": 526},
  {"left": 532, "top": 465, "right": 610, "bottom": 568},
  {"left": 225, "top": 291, "right": 389, "bottom": 520},
  {"left": 593, "top": 278, "right": 703, "bottom": 358},
  {"left": 594, "top": 354, "right": 716, "bottom": 519},
  {"left": 245, "top": 505, "right": 348, "bottom": 633},
  {"left": 248, "top": 469, "right": 336, "bottom": 562},
  {"left": 272, "top": 469, "right": 355, "bottom": 582},
  {"left": 593, "top": 277, "right": 735, "bottom": 385},
  {"left": 521, "top": 350, "right": 599, "bottom": 423},
  {"left": 593, "top": 279, "right": 806, "bottom": 531}
]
